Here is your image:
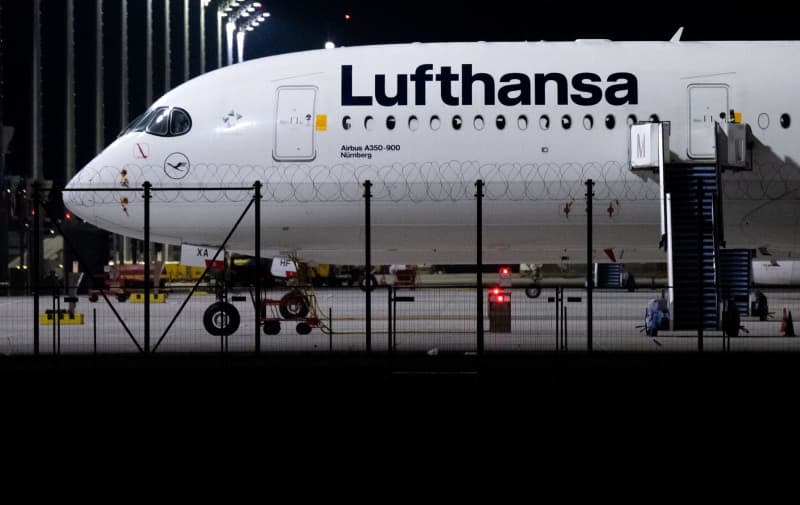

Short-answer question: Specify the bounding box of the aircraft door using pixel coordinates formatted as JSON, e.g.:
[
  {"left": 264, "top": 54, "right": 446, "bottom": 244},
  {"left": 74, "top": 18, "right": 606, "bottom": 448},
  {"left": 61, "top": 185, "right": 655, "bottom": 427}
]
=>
[
  {"left": 688, "top": 84, "right": 728, "bottom": 159},
  {"left": 273, "top": 86, "right": 317, "bottom": 161}
]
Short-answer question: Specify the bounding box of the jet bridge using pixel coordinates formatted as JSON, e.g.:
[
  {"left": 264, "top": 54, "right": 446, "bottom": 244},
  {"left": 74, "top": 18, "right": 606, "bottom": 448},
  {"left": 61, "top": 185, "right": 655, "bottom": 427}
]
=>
[{"left": 631, "top": 121, "right": 752, "bottom": 330}]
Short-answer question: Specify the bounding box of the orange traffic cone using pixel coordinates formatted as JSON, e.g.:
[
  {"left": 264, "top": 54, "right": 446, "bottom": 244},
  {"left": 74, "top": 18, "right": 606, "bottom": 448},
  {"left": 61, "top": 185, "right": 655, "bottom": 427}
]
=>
[
  {"left": 786, "top": 311, "right": 795, "bottom": 337},
  {"left": 780, "top": 307, "right": 788, "bottom": 334}
]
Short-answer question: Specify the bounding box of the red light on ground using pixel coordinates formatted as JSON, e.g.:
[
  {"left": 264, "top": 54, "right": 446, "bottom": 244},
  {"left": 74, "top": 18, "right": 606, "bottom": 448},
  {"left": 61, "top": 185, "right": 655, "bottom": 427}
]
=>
[
  {"left": 489, "top": 286, "right": 511, "bottom": 304},
  {"left": 65, "top": 211, "right": 72, "bottom": 220},
  {"left": 500, "top": 267, "right": 510, "bottom": 276},
  {"left": 344, "top": 13, "right": 351, "bottom": 20},
  {"left": 30, "top": 209, "right": 36, "bottom": 216},
  {"left": 285, "top": 271, "right": 298, "bottom": 278}
]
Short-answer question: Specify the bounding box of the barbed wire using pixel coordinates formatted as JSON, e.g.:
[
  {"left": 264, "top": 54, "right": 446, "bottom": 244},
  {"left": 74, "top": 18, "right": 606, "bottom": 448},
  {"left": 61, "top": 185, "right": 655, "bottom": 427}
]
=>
[{"left": 63, "top": 160, "right": 799, "bottom": 206}]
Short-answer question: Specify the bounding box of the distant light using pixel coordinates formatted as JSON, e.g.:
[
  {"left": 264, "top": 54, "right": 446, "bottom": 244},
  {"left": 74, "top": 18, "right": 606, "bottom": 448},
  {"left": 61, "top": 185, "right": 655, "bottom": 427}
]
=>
[
  {"left": 65, "top": 211, "right": 72, "bottom": 220},
  {"left": 252, "top": 21, "right": 260, "bottom": 26},
  {"left": 246, "top": 26, "right": 254, "bottom": 31},
  {"left": 231, "top": 1, "right": 241, "bottom": 6},
  {"left": 240, "top": 11, "right": 249, "bottom": 17},
  {"left": 325, "top": 41, "right": 335, "bottom": 49},
  {"left": 247, "top": 6, "right": 256, "bottom": 12},
  {"left": 344, "top": 13, "right": 351, "bottom": 20},
  {"left": 252, "top": 1, "right": 263, "bottom": 7},
  {"left": 264, "top": 12, "right": 270, "bottom": 17}
]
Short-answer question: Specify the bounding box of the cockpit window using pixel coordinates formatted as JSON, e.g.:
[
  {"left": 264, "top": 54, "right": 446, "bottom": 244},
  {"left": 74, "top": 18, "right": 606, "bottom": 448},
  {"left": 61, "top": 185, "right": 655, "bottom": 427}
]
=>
[
  {"left": 120, "top": 106, "right": 193, "bottom": 137},
  {"left": 170, "top": 108, "right": 192, "bottom": 135},
  {"left": 145, "top": 107, "right": 170, "bottom": 136},
  {"left": 120, "top": 109, "right": 156, "bottom": 137}
]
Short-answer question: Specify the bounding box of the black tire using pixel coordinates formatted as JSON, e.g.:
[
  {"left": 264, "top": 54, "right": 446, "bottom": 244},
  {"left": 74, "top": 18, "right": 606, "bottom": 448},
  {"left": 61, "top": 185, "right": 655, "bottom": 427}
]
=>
[
  {"left": 279, "top": 291, "right": 310, "bottom": 319},
  {"left": 203, "top": 302, "right": 241, "bottom": 336},
  {"left": 359, "top": 274, "right": 378, "bottom": 292},
  {"left": 88, "top": 294, "right": 98, "bottom": 303},
  {"left": 116, "top": 293, "right": 128, "bottom": 302},
  {"left": 525, "top": 286, "right": 542, "bottom": 299},
  {"left": 263, "top": 319, "right": 280, "bottom": 335},
  {"left": 296, "top": 322, "right": 312, "bottom": 335}
]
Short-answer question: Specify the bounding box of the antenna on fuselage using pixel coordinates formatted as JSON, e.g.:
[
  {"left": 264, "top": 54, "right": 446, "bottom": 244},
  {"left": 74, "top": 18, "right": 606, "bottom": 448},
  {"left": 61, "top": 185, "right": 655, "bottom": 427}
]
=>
[{"left": 670, "top": 27, "right": 684, "bottom": 42}]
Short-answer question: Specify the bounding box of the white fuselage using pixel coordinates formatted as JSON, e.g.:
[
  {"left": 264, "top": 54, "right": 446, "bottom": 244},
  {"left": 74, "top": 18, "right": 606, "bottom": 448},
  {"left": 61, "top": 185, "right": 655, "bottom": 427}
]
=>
[{"left": 65, "top": 41, "right": 800, "bottom": 264}]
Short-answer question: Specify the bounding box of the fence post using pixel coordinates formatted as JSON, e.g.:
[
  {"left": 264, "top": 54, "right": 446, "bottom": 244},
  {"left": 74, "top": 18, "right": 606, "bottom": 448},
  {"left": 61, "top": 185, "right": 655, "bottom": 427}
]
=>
[
  {"left": 32, "top": 181, "right": 41, "bottom": 355},
  {"left": 143, "top": 181, "right": 151, "bottom": 354},
  {"left": 387, "top": 286, "right": 392, "bottom": 354},
  {"left": 254, "top": 181, "right": 262, "bottom": 354},
  {"left": 364, "top": 180, "right": 372, "bottom": 353},
  {"left": 585, "top": 179, "right": 594, "bottom": 353},
  {"left": 475, "top": 179, "right": 484, "bottom": 355}
]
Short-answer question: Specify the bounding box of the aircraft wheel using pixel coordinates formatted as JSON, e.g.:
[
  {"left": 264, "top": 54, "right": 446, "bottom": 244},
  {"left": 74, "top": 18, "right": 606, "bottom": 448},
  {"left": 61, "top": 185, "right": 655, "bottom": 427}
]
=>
[
  {"left": 263, "top": 320, "right": 281, "bottom": 335},
  {"left": 203, "top": 302, "right": 241, "bottom": 336},
  {"left": 359, "top": 274, "right": 378, "bottom": 292},
  {"left": 116, "top": 293, "right": 128, "bottom": 302},
  {"left": 296, "top": 322, "right": 312, "bottom": 335},
  {"left": 525, "top": 286, "right": 542, "bottom": 299},
  {"left": 88, "top": 294, "right": 98, "bottom": 303},
  {"left": 279, "top": 290, "right": 310, "bottom": 319}
]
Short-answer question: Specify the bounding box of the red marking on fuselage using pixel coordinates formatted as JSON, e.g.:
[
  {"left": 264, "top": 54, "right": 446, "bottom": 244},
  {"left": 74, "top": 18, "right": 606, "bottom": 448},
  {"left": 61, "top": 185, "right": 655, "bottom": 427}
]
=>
[{"left": 136, "top": 144, "right": 147, "bottom": 159}]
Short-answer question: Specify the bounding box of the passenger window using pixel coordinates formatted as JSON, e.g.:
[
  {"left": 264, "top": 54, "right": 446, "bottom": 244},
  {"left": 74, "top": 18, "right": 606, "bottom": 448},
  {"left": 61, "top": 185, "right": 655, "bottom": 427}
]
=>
[
  {"left": 430, "top": 115, "right": 441, "bottom": 131},
  {"left": 758, "top": 113, "right": 769, "bottom": 129},
  {"left": 583, "top": 115, "right": 594, "bottom": 130},
  {"left": 386, "top": 116, "right": 396, "bottom": 130},
  {"left": 145, "top": 107, "right": 170, "bottom": 136},
  {"left": 452, "top": 115, "right": 463, "bottom": 130},
  {"left": 496, "top": 115, "right": 506, "bottom": 130},
  {"left": 780, "top": 113, "right": 791, "bottom": 128},
  {"left": 342, "top": 116, "right": 352, "bottom": 130},
  {"left": 561, "top": 115, "right": 572, "bottom": 130},
  {"left": 539, "top": 115, "right": 550, "bottom": 130},
  {"left": 518, "top": 115, "right": 528, "bottom": 130},
  {"left": 626, "top": 114, "right": 638, "bottom": 127},
  {"left": 605, "top": 114, "right": 616, "bottom": 129},
  {"left": 474, "top": 115, "right": 485, "bottom": 131},
  {"left": 409, "top": 115, "right": 419, "bottom": 131},
  {"left": 365, "top": 116, "right": 374, "bottom": 131},
  {"left": 170, "top": 108, "right": 192, "bottom": 135}
]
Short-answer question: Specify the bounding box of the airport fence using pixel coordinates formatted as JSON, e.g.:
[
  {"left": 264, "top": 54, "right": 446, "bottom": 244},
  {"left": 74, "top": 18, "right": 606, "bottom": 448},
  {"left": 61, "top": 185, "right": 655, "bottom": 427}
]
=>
[
  {"left": 2, "top": 178, "right": 798, "bottom": 357},
  {"left": 2, "top": 281, "right": 799, "bottom": 355}
]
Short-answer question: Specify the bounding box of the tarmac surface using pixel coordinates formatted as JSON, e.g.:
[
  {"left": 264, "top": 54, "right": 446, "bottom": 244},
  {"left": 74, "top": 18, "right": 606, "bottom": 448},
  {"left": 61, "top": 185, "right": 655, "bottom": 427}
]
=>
[{"left": 1, "top": 285, "right": 797, "bottom": 355}]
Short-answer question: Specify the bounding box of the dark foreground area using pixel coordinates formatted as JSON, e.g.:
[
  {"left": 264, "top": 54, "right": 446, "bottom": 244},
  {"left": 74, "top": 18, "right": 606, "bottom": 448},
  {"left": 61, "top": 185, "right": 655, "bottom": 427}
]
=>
[
  {"left": 4, "top": 351, "right": 800, "bottom": 395},
  {"left": 5, "top": 352, "right": 800, "bottom": 447}
]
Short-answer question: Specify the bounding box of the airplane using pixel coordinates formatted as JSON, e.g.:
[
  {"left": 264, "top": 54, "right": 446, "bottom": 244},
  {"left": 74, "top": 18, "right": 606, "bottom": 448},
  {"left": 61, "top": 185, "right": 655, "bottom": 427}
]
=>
[{"left": 63, "top": 38, "right": 800, "bottom": 331}]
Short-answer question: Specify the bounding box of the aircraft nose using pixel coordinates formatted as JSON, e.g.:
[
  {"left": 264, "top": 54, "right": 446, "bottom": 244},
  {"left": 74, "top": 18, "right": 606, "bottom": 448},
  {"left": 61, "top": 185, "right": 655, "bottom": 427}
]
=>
[{"left": 63, "top": 168, "right": 95, "bottom": 221}]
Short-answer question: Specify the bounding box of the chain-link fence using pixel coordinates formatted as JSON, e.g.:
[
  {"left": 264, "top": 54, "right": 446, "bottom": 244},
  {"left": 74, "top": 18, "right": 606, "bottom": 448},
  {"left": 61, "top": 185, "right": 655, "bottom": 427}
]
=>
[{"left": 2, "top": 179, "right": 798, "bottom": 357}]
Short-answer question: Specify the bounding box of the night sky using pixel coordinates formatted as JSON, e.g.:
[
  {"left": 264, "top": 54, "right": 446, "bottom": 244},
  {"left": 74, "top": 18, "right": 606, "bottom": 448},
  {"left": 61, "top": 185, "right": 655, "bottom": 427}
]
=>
[{"left": 1, "top": 0, "right": 799, "bottom": 188}]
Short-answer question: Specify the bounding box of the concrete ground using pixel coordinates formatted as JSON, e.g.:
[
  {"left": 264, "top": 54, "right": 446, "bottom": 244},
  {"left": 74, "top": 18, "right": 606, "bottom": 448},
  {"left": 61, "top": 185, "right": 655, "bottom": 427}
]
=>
[{"left": 1, "top": 286, "right": 797, "bottom": 355}]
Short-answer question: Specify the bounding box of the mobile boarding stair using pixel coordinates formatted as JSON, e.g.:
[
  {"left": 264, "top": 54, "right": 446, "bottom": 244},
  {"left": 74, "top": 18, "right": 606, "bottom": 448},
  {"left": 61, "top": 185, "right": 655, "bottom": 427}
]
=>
[{"left": 632, "top": 121, "right": 752, "bottom": 331}]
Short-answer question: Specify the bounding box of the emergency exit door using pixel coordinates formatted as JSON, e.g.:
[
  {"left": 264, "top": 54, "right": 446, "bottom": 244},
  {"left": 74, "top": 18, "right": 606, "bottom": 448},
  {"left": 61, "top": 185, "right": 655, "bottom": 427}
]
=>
[
  {"left": 688, "top": 84, "right": 728, "bottom": 159},
  {"left": 274, "top": 86, "right": 316, "bottom": 161}
]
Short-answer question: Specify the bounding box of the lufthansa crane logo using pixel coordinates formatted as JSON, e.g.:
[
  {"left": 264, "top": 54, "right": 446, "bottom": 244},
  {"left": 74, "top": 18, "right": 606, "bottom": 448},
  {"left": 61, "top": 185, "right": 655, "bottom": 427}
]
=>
[{"left": 164, "top": 152, "right": 190, "bottom": 180}]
